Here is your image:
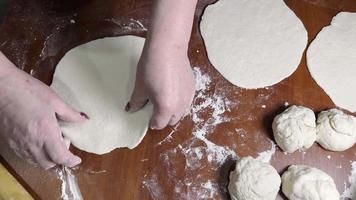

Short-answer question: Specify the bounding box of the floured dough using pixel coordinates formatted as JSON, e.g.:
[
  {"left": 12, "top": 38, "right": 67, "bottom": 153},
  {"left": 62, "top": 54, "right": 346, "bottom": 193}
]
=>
[
  {"left": 228, "top": 156, "right": 281, "bottom": 200},
  {"left": 282, "top": 165, "right": 340, "bottom": 200},
  {"left": 200, "top": 0, "right": 308, "bottom": 89},
  {"left": 316, "top": 109, "right": 356, "bottom": 151},
  {"left": 307, "top": 12, "right": 356, "bottom": 112},
  {"left": 273, "top": 105, "right": 317, "bottom": 153},
  {"left": 51, "top": 36, "right": 153, "bottom": 155}
]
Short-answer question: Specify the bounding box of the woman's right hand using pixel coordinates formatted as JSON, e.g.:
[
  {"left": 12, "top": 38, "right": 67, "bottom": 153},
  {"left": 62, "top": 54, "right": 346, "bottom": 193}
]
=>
[{"left": 0, "top": 52, "right": 87, "bottom": 169}]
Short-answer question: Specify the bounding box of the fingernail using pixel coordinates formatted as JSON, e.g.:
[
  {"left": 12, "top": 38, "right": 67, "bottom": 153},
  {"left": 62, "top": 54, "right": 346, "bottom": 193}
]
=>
[
  {"left": 80, "top": 112, "right": 90, "bottom": 120},
  {"left": 125, "top": 103, "right": 131, "bottom": 112}
]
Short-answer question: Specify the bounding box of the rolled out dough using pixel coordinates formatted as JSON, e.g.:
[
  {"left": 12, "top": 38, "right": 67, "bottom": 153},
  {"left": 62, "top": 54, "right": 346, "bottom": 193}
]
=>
[
  {"left": 200, "top": 0, "right": 308, "bottom": 89},
  {"left": 51, "top": 36, "right": 153, "bottom": 155},
  {"left": 307, "top": 12, "right": 356, "bottom": 112}
]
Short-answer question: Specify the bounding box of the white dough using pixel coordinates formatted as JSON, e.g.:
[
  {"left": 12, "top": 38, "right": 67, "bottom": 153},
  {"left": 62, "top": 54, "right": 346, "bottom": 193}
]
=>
[
  {"left": 51, "top": 36, "right": 153, "bottom": 155},
  {"left": 316, "top": 109, "right": 356, "bottom": 151},
  {"left": 282, "top": 165, "right": 340, "bottom": 200},
  {"left": 272, "top": 105, "right": 317, "bottom": 153},
  {"left": 228, "top": 156, "right": 281, "bottom": 200},
  {"left": 200, "top": 0, "right": 308, "bottom": 89},
  {"left": 307, "top": 12, "right": 356, "bottom": 112}
]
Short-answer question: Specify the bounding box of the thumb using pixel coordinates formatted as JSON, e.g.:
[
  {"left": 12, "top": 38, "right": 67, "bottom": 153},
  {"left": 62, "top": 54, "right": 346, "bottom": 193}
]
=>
[
  {"left": 126, "top": 86, "right": 149, "bottom": 113},
  {"left": 54, "top": 99, "right": 89, "bottom": 123},
  {"left": 63, "top": 137, "right": 71, "bottom": 149}
]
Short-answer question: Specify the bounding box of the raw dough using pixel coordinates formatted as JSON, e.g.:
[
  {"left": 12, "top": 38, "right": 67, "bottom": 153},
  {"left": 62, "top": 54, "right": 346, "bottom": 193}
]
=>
[
  {"left": 272, "top": 105, "right": 317, "bottom": 153},
  {"left": 200, "top": 0, "right": 308, "bottom": 89},
  {"left": 51, "top": 36, "right": 153, "bottom": 155},
  {"left": 316, "top": 109, "right": 356, "bottom": 151},
  {"left": 282, "top": 165, "right": 340, "bottom": 200},
  {"left": 307, "top": 12, "right": 356, "bottom": 112},
  {"left": 228, "top": 156, "right": 281, "bottom": 200}
]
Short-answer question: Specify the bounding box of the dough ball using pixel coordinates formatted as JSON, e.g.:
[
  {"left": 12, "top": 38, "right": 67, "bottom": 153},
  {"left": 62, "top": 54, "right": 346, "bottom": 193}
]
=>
[
  {"left": 272, "top": 105, "right": 317, "bottom": 153},
  {"left": 282, "top": 165, "right": 340, "bottom": 200},
  {"left": 228, "top": 156, "right": 281, "bottom": 200},
  {"left": 316, "top": 109, "right": 356, "bottom": 151}
]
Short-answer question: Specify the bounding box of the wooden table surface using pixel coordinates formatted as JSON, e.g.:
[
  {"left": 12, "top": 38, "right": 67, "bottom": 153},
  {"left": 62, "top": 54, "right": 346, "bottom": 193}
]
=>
[{"left": 1, "top": 0, "right": 356, "bottom": 199}]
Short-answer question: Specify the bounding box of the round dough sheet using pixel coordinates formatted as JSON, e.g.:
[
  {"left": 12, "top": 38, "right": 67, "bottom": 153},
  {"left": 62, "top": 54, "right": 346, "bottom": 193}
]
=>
[
  {"left": 200, "top": 0, "right": 308, "bottom": 89},
  {"left": 307, "top": 12, "right": 356, "bottom": 112},
  {"left": 51, "top": 36, "right": 153, "bottom": 155}
]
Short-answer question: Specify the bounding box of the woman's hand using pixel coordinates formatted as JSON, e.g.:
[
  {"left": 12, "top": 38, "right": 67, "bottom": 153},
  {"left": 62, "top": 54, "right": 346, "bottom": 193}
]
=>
[
  {"left": 0, "top": 52, "right": 87, "bottom": 169},
  {"left": 126, "top": 0, "right": 198, "bottom": 130},
  {"left": 127, "top": 46, "right": 195, "bottom": 130}
]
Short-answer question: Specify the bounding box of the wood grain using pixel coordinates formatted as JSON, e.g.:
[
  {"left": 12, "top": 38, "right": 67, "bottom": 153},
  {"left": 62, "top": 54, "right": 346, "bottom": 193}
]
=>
[{"left": 0, "top": 0, "right": 356, "bottom": 199}]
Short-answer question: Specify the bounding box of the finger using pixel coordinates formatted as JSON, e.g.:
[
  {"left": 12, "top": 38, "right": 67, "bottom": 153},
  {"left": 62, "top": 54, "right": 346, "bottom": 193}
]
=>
[
  {"left": 43, "top": 125, "right": 81, "bottom": 167},
  {"left": 63, "top": 137, "right": 71, "bottom": 149},
  {"left": 126, "top": 86, "right": 149, "bottom": 113},
  {"left": 182, "top": 88, "right": 195, "bottom": 117},
  {"left": 44, "top": 139, "right": 81, "bottom": 168},
  {"left": 29, "top": 147, "right": 56, "bottom": 170},
  {"left": 150, "top": 106, "right": 173, "bottom": 130},
  {"left": 186, "top": 93, "right": 195, "bottom": 115},
  {"left": 168, "top": 114, "right": 183, "bottom": 126},
  {"left": 54, "top": 99, "right": 89, "bottom": 123},
  {"left": 168, "top": 94, "right": 193, "bottom": 126},
  {"left": 8, "top": 140, "right": 37, "bottom": 165},
  {"left": 15, "top": 148, "right": 37, "bottom": 166}
]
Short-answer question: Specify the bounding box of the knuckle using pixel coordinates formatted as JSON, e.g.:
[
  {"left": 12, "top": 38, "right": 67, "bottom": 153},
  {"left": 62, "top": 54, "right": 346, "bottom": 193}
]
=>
[
  {"left": 157, "top": 101, "right": 176, "bottom": 114},
  {"left": 151, "top": 117, "right": 167, "bottom": 130},
  {"left": 49, "top": 150, "right": 66, "bottom": 163},
  {"left": 36, "top": 118, "right": 58, "bottom": 138},
  {"left": 36, "top": 118, "right": 52, "bottom": 132}
]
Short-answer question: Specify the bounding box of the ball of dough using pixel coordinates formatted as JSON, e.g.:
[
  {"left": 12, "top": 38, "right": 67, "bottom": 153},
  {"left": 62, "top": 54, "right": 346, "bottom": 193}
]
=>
[
  {"left": 316, "top": 109, "right": 356, "bottom": 151},
  {"left": 228, "top": 157, "right": 281, "bottom": 200},
  {"left": 272, "top": 105, "right": 317, "bottom": 153},
  {"left": 282, "top": 165, "right": 340, "bottom": 200}
]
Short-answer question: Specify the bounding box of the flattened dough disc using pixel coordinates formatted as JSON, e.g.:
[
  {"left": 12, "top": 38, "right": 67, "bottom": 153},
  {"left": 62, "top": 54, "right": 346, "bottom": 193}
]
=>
[
  {"left": 200, "top": 0, "right": 308, "bottom": 89},
  {"left": 307, "top": 12, "right": 356, "bottom": 112},
  {"left": 51, "top": 36, "right": 153, "bottom": 155}
]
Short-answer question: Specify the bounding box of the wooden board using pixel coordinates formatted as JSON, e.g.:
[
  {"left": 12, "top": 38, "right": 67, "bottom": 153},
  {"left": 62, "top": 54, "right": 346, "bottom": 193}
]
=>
[{"left": 0, "top": 0, "right": 356, "bottom": 199}]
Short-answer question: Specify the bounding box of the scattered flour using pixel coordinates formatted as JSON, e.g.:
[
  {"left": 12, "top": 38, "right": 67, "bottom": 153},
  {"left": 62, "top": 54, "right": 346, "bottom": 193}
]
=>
[
  {"left": 156, "top": 122, "right": 181, "bottom": 146},
  {"left": 142, "top": 174, "right": 165, "bottom": 200},
  {"left": 284, "top": 102, "right": 289, "bottom": 107},
  {"left": 143, "top": 67, "right": 238, "bottom": 199},
  {"left": 103, "top": 18, "right": 147, "bottom": 32},
  {"left": 341, "top": 161, "right": 356, "bottom": 200},
  {"left": 256, "top": 141, "right": 277, "bottom": 163}
]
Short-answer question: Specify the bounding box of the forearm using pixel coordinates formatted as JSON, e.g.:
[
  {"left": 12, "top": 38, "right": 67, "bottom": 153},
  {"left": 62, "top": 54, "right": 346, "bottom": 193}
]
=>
[{"left": 145, "top": 0, "right": 198, "bottom": 53}]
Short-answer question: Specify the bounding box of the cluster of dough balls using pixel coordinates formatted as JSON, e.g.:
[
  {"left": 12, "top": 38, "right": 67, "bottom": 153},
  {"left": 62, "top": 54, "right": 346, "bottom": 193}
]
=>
[
  {"left": 228, "top": 157, "right": 340, "bottom": 200},
  {"left": 228, "top": 157, "right": 281, "bottom": 200},
  {"left": 273, "top": 105, "right": 356, "bottom": 152},
  {"left": 228, "top": 106, "right": 353, "bottom": 199}
]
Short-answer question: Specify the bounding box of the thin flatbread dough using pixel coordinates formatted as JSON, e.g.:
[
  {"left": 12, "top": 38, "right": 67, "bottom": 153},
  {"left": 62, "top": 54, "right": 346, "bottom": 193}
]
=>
[
  {"left": 50, "top": 36, "right": 153, "bottom": 155},
  {"left": 307, "top": 12, "right": 356, "bottom": 112},
  {"left": 200, "top": 0, "right": 308, "bottom": 89}
]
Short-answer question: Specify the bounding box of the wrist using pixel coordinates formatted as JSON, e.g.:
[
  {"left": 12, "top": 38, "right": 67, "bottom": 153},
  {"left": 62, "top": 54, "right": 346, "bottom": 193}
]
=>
[{"left": 145, "top": 38, "right": 188, "bottom": 57}]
